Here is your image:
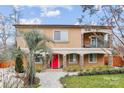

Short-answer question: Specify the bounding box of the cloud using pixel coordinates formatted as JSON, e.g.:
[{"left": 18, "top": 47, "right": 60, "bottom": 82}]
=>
[
  {"left": 59, "top": 5, "right": 73, "bottom": 10},
  {"left": 40, "top": 5, "right": 73, "bottom": 17},
  {"left": 74, "top": 22, "right": 80, "bottom": 25},
  {"left": 40, "top": 5, "right": 73, "bottom": 11},
  {"left": 20, "top": 18, "right": 42, "bottom": 24},
  {"left": 41, "top": 10, "right": 60, "bottom": 17},
  {"left": 13, "top": 5, "right": 73, "bottom": 17}
]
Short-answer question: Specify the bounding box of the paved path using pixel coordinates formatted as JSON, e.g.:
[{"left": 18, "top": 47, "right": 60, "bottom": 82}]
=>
[{"left": 36, "top": 69, "right": 67, "bottom": 88}]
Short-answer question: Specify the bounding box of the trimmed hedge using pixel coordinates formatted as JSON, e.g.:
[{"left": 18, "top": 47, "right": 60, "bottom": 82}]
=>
[
  {"left": 64, "top": 65, "right": 81, "bottom": 72},
  {"left": 78, "top": 68, "right": 124, "bottom": 76},
  {"left": 64, "top": 65, "right": 111, "bottom": 72}
]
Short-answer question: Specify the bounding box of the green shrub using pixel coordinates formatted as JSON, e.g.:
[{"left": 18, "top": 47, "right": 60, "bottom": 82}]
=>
[
  {"left": 64, "top": 65, "right": 81, "bottom": 72},
  {"left": 78, "top": 68, "right": 124, "bottom": 76},
  {"left": 15, "top": 54, "right": 24, "bottom": 73}
]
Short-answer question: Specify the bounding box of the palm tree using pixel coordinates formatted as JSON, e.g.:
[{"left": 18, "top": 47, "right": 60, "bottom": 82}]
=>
[{"left": 23, "top": 30, "right": 53, "bottom": 87}]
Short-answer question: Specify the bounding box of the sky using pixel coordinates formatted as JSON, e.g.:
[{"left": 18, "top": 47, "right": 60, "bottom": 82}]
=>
[
  {"left": 0, "top": 5, "right": 82, "bottom": 25},
  {"left": 0, "top": 5, "right": 83, "bottom": 47},
  {"left": 0, "top": 5, "right": 122, "bottom": 47}
]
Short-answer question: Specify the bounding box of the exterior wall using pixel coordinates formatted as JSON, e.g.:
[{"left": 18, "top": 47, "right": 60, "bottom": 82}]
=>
[
  {"left": 16, "top": 27, "right": 82, "bottom": 48},
  {"left": 35, "top": 64, "right": 43, "bottom": 72},
  {"left": 59, "top": 54, "right": 63, "bottom": 68},
  {"left": 23, "top": 55, "right": 28, "bottom": 69},
  {"left": 16, "top": 36, "right": 28, "bottom": 48},
  {"left": 84, "top": 54, "right": 105, "bottom": 67}
]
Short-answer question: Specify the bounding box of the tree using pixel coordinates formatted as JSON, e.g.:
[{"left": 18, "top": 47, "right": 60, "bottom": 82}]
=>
[
  {"left": 15, "top": 47, "right": 24, "bottom": 73},
  {"left": 0, "top": 14, "right": 14, "bottom": 50},
  {"left": 23, "top": 30, "right": 53, "bottom": 87}
]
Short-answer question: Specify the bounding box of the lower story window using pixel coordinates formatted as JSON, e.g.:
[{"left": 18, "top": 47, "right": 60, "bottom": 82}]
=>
[
  {"left": 88, "top": 54, "right": 97, "bottom": 63},
  {"left": 69, "top": 54, "right": 77, "bottom": 64},
  {"left": 35, "top": 54, "right": 43, "bottom": 64}
]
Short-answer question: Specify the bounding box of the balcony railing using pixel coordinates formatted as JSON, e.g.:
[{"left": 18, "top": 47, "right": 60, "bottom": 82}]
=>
[{"left": 83, "top": 41, "right": 110, "bottom": 48}]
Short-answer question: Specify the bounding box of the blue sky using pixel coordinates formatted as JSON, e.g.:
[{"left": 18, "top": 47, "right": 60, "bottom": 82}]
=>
[{"left": 0, "top": 5, "right": 83, "bottom": 25}]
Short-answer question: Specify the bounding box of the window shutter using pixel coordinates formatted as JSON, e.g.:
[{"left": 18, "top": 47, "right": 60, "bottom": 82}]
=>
[{"left": 61, "top": 31, "right": 68, "bottom": 41}]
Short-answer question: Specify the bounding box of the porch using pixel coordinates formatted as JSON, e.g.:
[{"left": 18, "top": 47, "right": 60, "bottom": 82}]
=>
[{"left": 34, "top": 53, "right": 108, "bottom": 69}]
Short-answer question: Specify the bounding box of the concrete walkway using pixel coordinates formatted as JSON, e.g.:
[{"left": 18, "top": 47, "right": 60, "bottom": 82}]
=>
[{"left": 36, "top": 69, "right": 67, "bottom": 88}]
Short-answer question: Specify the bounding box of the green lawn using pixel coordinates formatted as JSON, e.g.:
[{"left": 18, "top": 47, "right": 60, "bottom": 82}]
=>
[{"left": 60, "top": 74, "right": 124, "bottom": 88}]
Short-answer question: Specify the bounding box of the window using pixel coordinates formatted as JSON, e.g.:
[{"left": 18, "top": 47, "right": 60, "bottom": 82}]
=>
[
  {"left": 54, "top": 31, "right": 68, "bottom": 41},
  {"left": 89, "top": 54, "right": 97, "bottom": 63},
  {"left": 91, "top": 37, "right": 97, "bottom": 47},
  {"left": 54, "top": 31, "right": 61, "bottom": 40},
  {"left": 69, "top": 54, "right": 77, "bottom": 64},
  {"left": 35, "top": 54, "right": 42, "bottom": 63}
]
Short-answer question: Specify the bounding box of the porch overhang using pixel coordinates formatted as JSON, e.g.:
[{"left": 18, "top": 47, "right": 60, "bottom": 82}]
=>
[
  {"left": 20, "top": 48, "right": 112, "bottom": 55},
  {"left": 51, "top": 48, "right": 112, "bottom": 55}
]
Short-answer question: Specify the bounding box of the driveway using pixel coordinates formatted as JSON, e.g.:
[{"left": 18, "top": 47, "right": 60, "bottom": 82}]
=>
[{"left": 36, "top": 69, "right": 67, "bottom": 88}]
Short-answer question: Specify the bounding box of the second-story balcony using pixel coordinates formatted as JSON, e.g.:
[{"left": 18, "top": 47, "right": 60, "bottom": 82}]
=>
[{"left": 81, "top": 31, "right": 112, "bottom": 48}]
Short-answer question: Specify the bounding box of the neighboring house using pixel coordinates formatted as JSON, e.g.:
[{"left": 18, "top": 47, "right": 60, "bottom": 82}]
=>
[{"left": 14, "top": 24, "right": 112, "bottom": 69}]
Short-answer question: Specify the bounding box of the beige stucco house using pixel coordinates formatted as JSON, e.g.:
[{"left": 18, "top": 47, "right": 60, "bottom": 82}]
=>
[{"left": 14, "top": 24, "right": 113, "bottom": 69}]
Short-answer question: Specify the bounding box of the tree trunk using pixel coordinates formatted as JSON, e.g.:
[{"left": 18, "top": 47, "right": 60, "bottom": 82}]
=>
[{"left": 28, "top": 51, "right": 35, "bottom": 88}]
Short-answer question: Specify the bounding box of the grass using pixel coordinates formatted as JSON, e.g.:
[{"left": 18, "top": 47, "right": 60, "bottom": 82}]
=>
[{"left": 60, "top": 74, "right": 124, "bottom": 88}]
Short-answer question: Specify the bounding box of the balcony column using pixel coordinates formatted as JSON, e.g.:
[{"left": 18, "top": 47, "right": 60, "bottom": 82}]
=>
[
  {"left": 81, "top": 30, "right": 84, "bottom": 48},
  {"left": 80, "top": 54, "right": 84, "bottom": 68},
  {"left": 63, "top": 54, "right": 67, "bottom": 68},
  {"left": 108, "top": 53, "right": 113, "bottom": 67},
  {"left": 110, "top": 34, "right": 113, "bottom": 48},
  {"left": 108, "top": 34, "right": 112, "bottom": 48}
]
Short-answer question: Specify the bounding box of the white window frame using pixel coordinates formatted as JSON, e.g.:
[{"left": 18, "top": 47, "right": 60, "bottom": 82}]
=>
[
  {"left": 88, "top": 54, "right": 97, "bottom": 63},
  {"left": 69, "top": 54, "right": 77, "bottom": 64},
  {"left": 91, "top": 36, "right": 98, "bottom": 48},
  {"left": 53, "top": 30, "right": 68, "bottom": 42}
]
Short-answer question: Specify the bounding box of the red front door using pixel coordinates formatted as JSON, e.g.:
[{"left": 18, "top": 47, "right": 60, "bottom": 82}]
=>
[{"left": 51, "top": 54, "right": 59, "bottom": 69}]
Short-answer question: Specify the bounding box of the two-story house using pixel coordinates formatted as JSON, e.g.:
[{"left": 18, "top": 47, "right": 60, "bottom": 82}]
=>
[{"left": 14, "top": 24, "right": 113, "bottom": 69}]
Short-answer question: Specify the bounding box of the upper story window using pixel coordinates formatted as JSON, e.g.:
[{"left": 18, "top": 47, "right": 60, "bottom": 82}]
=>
[
  {"left": 54, "top": 31, "right": 68, "bottom": 42},
  {"left": 91, "top": 37, "right": 98, "bottom": 48}
]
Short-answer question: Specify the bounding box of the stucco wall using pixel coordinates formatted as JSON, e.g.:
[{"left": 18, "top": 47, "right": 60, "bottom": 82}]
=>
[
  {"left": 83, "top": 54, "right": 104, "bottom": 67},
  {"left": 16, "top": 27, "right": 82, "bottom": 48}
]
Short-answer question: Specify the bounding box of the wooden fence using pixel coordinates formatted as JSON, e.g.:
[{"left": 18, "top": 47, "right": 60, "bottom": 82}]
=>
[
  {"left": 0, "top": 60, "right": 15, "bottom": 68},
  {"left": 104, "top": 55, "right": 124, "bottom": 67}
]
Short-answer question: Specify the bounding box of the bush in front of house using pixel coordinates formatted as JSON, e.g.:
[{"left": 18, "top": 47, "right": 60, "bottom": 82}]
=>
[
  {"left": 15, "top": 48, "right": 24, "bottom": 73},
  {"left": 64, "top": 65, "right": 81, "bottom": 72},
  {"left": 78, "top": 68, "right": 124, "bottom": 76},
  {"left": 15, "top": 54, "right": 24, "bottom": 73},
  {"left": 64, "top": 65, "right": 111, "bottom": 72}
]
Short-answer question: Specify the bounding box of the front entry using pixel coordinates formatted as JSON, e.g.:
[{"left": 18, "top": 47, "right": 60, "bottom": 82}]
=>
[{"left": 51, "top": 54, "right": 59, "bottom": 69}]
